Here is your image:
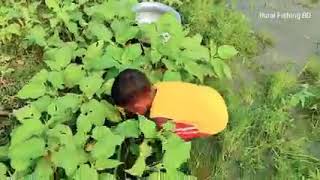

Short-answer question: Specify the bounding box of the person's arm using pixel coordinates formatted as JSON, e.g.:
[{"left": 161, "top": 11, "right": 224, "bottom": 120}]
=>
[{"left": 152, "top": 117, "right": 210, "bottom": 141}]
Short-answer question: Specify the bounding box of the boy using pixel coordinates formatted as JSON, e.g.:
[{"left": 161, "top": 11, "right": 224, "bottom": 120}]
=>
[{"left": 111, "top": 69, "right": 228, "bottom": 141}]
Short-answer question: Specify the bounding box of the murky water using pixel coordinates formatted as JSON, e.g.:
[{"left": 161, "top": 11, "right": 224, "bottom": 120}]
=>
[{"left": 236, "top": 0, "right": 320, "bottom": 72}]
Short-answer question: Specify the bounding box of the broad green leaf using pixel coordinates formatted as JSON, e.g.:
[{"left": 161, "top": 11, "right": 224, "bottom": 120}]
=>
[
  {"left": 102, "top": 100, "right": 122, "bottom": 122},
  {"left": 79, "top": 74, "right": 104, "bottom": 98},
  {"left": 0, "top": 163, "right": 7, "bottom": 179},
  {"left": 80, "top": 99, "right": 109, "bottom": 126},
  {"left": 73, "top": 132, "right": 89, "bottom": 148},
  {"left": 87, "top": 20, "right": 113, "bottom": 42},
  {"left": 32, "top": 158, "right": 54, "bottom": 180},
  {"left": 139, "top": 116, "right": 157, "bottom": 138},
  {"left": 25, "top": 25, "right": 46, "bottom": 46},
  {"left": 9, "top": 137, "right": 46, "bottom": 171},
  {"left": 162, "top": 134, "right": 191, "bottom": 171},
  {"left": 211, "top": 58, "right": 231, "bottom": 79},
  {"left": 217, "top": 45, "right": 238, "bottom": 60},
  {"left": 47, "top": 124, "right": 74, "bottom": 147},
  {"left": 48, "top": 71, "right": 64, "bottom": 89},
  {"left": 163, "top": 71, "right": 181, "bottom": 81},
  {"left": 31, "top": 95, "right": 53, "bottom": 112},
  {"left": 96, "top": 78, "right": 114, "bottom": 97},
  {"left": 111, "top": 20, "right": 139, "bottom": 44},
  {"left": 0, "top": 145, "right": 8, "bottom": 161},
  {"left": 99, "top": 173, "right": 116, "bottom": 180},
  {"left": 126, "top": 142, "right": 152, "bottom": 177},
  {"left": 13, "top": 105, "right": 41, "bottom": 122},
  {"left": 73, "top": 164, "right": 98, "bottom": 180},
  {"left": 84, "top": 41, "right": 104, "bottom": 62},
  {"left": 51, "top": 146, "right": 87, "bottom": 176},
  {"left": 114, "top": 120, "right": 140, "bottom": 138},
  {"left": 63, "top": 64, "right": 86, "bottom": 88},
  {"left": 11, "top": 118, "right": 44, "bottom": 146},
  {"left": 184, "top": 61, "right": 206, "bottom": 82},
  {"left": 91, "top": 126, "right": 124, "bottom": 159},
  {"left": 45, "top": 45, "right": 74, "bottom": 70},
  {"left": 121, "top": 44, "right": 142, "bottom": 62},
  {"left": 30, "top": 69, "right": 49, "bottom": 83},
  {"left": 17, "top": 81, "right": 46, "bottom": 99},
  {"left": 45, "top": 0, "right": 59, "bottom": 11},
  {"left": 95, "top": 159, "right": 122, "bottom": 170},
  {"left": 90, "top": 54, "right": 120, "bottom": 71},
  {"left": 56, "top": 93, "right": 82, "bottom": 112},
  {"left": 76, "top": 115, "right": 92, "bottom": 133},
  {"left": 150, "top": 49, "right": 162, "bottom": 64},
  {"left": 181, "top": 34, "right": 210, "bottom": 61},
  {"left": 106, "top": 45, "right": 124, "bottom": 61}
]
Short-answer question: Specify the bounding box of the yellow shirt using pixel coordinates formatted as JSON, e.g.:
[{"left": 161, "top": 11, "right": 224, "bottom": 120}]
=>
[{"left": 149, "top": 82, "right": 228, "bottom": 135}]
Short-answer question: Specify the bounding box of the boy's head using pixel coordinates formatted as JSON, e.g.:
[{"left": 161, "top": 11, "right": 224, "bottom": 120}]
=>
[{"left": 111, "top": 69, "right": 155, "bottom": 115}]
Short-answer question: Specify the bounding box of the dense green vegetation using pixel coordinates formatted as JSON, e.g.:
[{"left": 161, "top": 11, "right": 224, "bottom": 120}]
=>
[{"left": 0, "top": 0, "right": 319, "bottom": 179}]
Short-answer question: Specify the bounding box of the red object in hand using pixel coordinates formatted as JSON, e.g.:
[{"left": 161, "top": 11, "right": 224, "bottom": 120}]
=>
[{"left": 153, "top": 117, "right": 210, "bottom": 141}]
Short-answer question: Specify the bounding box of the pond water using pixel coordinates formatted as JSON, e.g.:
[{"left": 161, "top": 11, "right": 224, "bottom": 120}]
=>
[{"left": 236, "top": 0, "right": 320, "bottom": 73}]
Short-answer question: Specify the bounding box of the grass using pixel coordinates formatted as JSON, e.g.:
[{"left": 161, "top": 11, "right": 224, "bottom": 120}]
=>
[{"left": 0, "top": 0, "right": 319, "bottom": 179}]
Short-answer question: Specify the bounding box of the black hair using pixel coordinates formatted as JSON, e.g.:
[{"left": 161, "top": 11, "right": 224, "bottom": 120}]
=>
[{"left": 111, "top": 69, "right": 151, "bottom": 106}]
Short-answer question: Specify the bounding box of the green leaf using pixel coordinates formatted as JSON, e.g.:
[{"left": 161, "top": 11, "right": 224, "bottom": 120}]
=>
[
  {"left": 102, "top": 100, "right": 122, "bottom": 122},
  {"left": 162, "top": 135, "right": 191, "bottom": 171},
  {"left": 80, "top": 99, "right": 110, "bottom": 126},
  {"left": 181, "top": 34, "right": 210, "bottom": 61},
  {"left": 211, "top": 58, "right": 231, "bottom": 79},
  {"left": 217, "top": 45, "right": 238, "bottom": 60},
  {"left": 0, "top": 163, "right": 7, "bottom": 178},
  {"left": 30, "top": 69, "right": 49, "bottom": 83},
  {"left": 99, "top": 173, "right": 116, "bottom": 180},
  {"left": 90, "top": 54, "right": 120, "bottom": 71},
  {"left": 32, "top": 158, "right": 54, "bottom": 180},
  {"left": 139, "top": 116, "right": 157, "bottom": 138},
  {"left": 73, "top": 164, "right": 98, "bottom": 180},
  {"left": 87, "top": 20, "right": 113, "bottom": 42},
  {"left": 11, "top": 118, "right": 44, "bottom": 146},
  {"left": 51, "top": 146, "right": 88, "bottom": 176},
  {"left": 163, "top": 71, "right": 181, "bottom": 81},
  {"left": 48, "top": 71, "right": 64, "bottom": 89},
  {"left": 45, "top": 45, "right": 74, "bottom": 70},
  {"left": 31, "top": 96, "right": 53, "bottom": 112},
  {"left": 150, "top": 49, "right": 162, "bottom": 64},
  {"left": 111, "top": 20, "right": 139, "bottom": 44},
  {"left": 76, "top": 115, "right": 92, "bottom": 133},
  {"left": 13, "top": 105, "right": 41, "bottom": 122},
  {"left": 63, "top": 64, "right": 86, "bottom": 88},
  {"left": 96, "top": 78, "right": 114, "bottom": 97},
  {"left": 9, "top": 137, "right": 46, "bottom": 171},
  {"left": 47, "top": 124, "right": 73, "bottom": 146},
  {"left": 184, "top": 61, "right": 206, "bottom": 82},
  {"left": 95, "top": 159, "right": 122, "bottom": 170},
  {"left": 114, "top": 120, "right": 140, "bottom": 138},
  {"left": 25, "top": 25, "right": 46, "bottom": 46},
  {"left": 17, "top": 81, "right": 46, "bottom": 99},
  {"left": 84, "top": 41, "right": 104, "bottom": 62},
  {"left": 121, "top": 44, "right": 142, "bottom": 62},
  {"left": 45, "top": 0, "right": 59, "bottom": 11},
  {"left": 106, "top": 45, "right": 124, "bottom": 61},
  {"left": 79, "top": 74, "right": 104, "bottom": 98},
  {"left": 126, "top": 142, "right": 152, "bottom": 177},
  {"left": 91, "top": 126, "right": 124, "bottom": 159},
  {"left": 57, "top": 93, "right": 82, "bottom": 112}
]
